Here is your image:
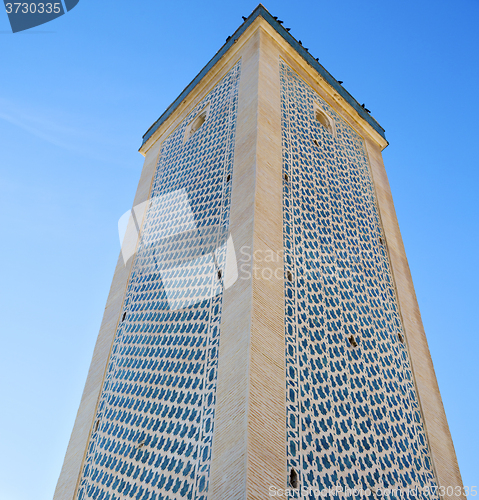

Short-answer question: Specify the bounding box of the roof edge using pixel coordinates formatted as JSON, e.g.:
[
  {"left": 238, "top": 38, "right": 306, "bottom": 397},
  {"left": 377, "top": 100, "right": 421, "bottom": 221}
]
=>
[{"left": 140, "top": 4, "right": 386, "bottom": 150}]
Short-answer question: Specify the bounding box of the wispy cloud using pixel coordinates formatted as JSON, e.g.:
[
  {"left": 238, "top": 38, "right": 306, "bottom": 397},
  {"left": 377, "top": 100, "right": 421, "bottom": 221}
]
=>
[
  {"left": 0, "top": 97, "right": 87, "bottom": 149},
  {"left": 0, "top": 97, "right": 129, "bottom": 165}
]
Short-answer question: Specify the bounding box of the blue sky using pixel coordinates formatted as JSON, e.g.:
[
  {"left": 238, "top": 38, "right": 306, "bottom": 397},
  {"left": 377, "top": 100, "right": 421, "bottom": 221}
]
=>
[{"left": 0, "top": 1, "right": 478, "bottom": 499}]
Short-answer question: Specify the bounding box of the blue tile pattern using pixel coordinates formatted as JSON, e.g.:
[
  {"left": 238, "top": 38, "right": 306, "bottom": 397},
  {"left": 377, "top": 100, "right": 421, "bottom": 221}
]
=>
[
  {"left": 280, "top": 60, "right": 438, "bottom": 499},
  {"left": 76, "top": 60, "right": 241, "bottom": 500}
]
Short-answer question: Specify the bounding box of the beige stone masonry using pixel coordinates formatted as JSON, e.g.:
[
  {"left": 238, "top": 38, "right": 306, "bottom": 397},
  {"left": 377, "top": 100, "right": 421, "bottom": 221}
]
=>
[
  {"left": 364, "top": 139, "right": 464, "bottom": 499},
  {"left": 208, "top": 27, "right": 260, "bottom": 500},
  {"left": 209, "top": 24, "right": 288, "bottom": 500},
  {"left": 247, "top": 27, "right": 287, "bottom": 499}
]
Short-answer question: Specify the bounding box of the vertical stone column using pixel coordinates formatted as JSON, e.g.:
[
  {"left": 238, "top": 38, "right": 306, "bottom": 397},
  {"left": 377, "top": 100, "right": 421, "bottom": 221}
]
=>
[
  {"left": 209, "top": 24, "right": 288, "bottom": 500},
  {"left": 364, "top": 139, "right": 464, "bottom": 499},
  {"left": 208, "top": 28, "right": 260, "bottom": 500},
  {"left": 247, "top": 27, "right": 287, "bottom": 499}
]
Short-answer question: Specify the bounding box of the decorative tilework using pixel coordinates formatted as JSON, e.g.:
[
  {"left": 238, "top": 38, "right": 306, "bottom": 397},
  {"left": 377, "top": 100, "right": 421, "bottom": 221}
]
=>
[
  {"left": 76, "top": 60, "right": 241, "bottom": 500},
  {"left": 280, "top": 60, "right": 438, "bottom": 500}
]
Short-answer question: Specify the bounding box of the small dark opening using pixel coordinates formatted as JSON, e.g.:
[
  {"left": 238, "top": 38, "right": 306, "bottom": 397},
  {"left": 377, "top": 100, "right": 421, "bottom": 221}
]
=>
[
  {"left": 217, "top": 270, "right": 222, "bottom": 279},
  {"left": 348, "top": 335, "right": 358, "bottom": 348},
  {"left": 289, "top": 468, "right": 299, "bottom": 489},
  {"left": 137, "top": 441, "right": 145, "bottom": 449},
  {"left": 226, "top": 174, "right": 231, "bottom": 182},
  {"left": 379, "top": 236, "right": 385, "bottom": 245},
  {"left": 313, "top": 139, "right": 320, "bottom": 147},
  {"left": 284, "top": 173, "right": 289, "bottom": 182},
  {"left": 93, "top": 420, "right": 99, "bottom": 432},
  {"left": 398, "top": 333, "right": 404, "bottom": 344},
  {"left": 287, "top": 271, "right": 293, "bottom": 282},
  {"left": 121, "top": 312, "right": 127, "bottom": 322}
]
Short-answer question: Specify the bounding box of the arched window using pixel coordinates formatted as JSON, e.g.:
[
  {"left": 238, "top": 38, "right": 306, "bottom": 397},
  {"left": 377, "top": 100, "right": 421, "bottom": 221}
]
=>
[
  {"left": 184, "top": 104, "right": 210, "bottom": 142},
  {"left": 314, "top": 103, "right": 335, "bottom": 137}
]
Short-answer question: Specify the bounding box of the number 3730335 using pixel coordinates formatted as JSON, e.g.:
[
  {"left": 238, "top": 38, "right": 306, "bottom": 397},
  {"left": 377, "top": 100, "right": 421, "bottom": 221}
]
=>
[{"left": 5, "top": 3, "right": 61, "bottom": 14}]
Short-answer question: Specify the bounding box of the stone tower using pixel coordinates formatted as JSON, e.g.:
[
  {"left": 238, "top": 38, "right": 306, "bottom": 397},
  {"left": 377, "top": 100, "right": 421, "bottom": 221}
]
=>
[{"left": 54, "top": 5, "right": 463, "bottom": 500}]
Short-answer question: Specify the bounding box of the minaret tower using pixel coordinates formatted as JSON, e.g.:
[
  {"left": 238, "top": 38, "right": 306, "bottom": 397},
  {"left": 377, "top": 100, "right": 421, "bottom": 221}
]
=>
[{"left": 54, "top": 5, "right": 463, "bottom": 500}]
